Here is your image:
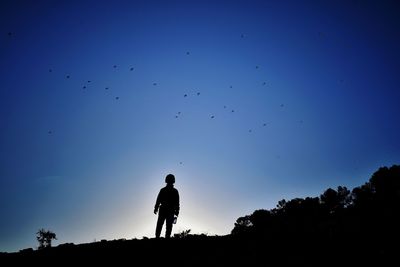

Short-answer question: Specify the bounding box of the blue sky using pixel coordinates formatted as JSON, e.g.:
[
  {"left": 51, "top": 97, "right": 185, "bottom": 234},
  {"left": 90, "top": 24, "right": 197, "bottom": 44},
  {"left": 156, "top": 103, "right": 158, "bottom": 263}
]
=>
[{"left": 1, "top": 0, "right": 400, "bottom": 252}]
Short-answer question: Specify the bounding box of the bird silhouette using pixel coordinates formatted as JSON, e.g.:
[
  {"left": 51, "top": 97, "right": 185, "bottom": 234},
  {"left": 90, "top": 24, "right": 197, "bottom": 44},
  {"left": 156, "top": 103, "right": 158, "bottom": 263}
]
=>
[
  {"left": 105, "top": 87, "right": 109, "bottom": 90},
  {"left": 186, "top": 51, "right": 190, "bottom": 55},
  {"left": 49, "top": 69, "right": 52, "bottom": 73},
  {"left": 263, "top": 123, "right": 267, "bottom": 126},
  {"left": 262, "top": 82, "right": 266, "bottom": 86},
  {"left": 115, "top": 96, "right": 119, "bottom": 100},
  {"left": 48, "top": 130, "right": 52, "bottom": 134},
  {"left": 113, "top": 65, "right": 117, "bottom": 68},
  {"left": 153, "top": 82, "right": 157, "bottom": 86},
  {"left": 211, "top": 115, "right": 215, "bottom": 119},
  {"left": 87, "top": 80, "right": 91, "bottom": 83},
  {"left": 280, "top": 104, "right": 284, "bottom": 107},
  {"left": 82, "top": 86, "right": 86, "bottom": 89},
  {"left": 224, "top": 105, "right": 227, "bottom": 109},
  {"left": 66, "top": 75, "right": 70, "bottom": 79},
  {"left": 231, "top": 109, "right": 235, "bottom": 113},
  {"left": 229, "top": 85, "right": 233, "bottom": 88},
  {"left": 197, "top": 92, "right": 200, "bottom": 96},
  {"left": 184, "top": 94, "right": 187, "bottom": 97},
  {"left": 241, "top": 34, "right": 245, "bottom": 38},
  {"left": 8, "top": 32, "right": 12, "bottom": 37},
  {"left": 130, "top": 67, "right": 134, "bottom": 71},
  {"left": 249, "top": 129, "right": 252, "bottom": 133}
]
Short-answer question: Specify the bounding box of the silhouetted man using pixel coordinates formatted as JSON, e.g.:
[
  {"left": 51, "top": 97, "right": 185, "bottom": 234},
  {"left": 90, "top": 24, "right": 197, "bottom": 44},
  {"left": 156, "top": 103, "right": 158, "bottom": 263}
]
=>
[{"left": 154, "top": 174, "right": 180, "bottom": 238}]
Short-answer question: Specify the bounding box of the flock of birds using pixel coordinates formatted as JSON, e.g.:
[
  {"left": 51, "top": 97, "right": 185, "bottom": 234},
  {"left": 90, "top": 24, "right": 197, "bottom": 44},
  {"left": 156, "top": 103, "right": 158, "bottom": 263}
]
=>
[
  {"left": 46, "top": 62, "right": 278, "bottom": 120},
  {"left": 43, "top": 63, "right": 287, "bottom": 140},
  {"left": 38, "top": 33, "right": 290, "bottom": 135},
  {"left": 6, "top": 30, "right": 306, "bottom": 163},
  {"left": 47, "top": 64, "right": 135, "bottom": 101},
  {"left": 48, "top": 55, "right": 293, "bottom": 140}
]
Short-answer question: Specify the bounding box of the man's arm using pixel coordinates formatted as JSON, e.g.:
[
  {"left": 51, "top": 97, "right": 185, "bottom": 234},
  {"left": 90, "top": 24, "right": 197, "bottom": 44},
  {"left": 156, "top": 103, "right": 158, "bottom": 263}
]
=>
[
  {"left": 154, "top": 190, "right": 162, "bottom": 214},
  {"left": 174, "top": 190, "right": 180, "bottom": 216}
]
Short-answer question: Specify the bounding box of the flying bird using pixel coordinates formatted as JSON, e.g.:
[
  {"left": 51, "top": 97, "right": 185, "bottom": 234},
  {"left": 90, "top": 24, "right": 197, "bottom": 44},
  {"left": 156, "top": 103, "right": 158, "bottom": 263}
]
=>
[
  {"left": 262, "top": 82, "right": 266, "bottom": 86},
  {"left": 115, "top": 96, "right": 119, "bottom": 100},
  {"left": 130, "top": 67, "right": 134, "bottom": 71},
  {"left": 66, "top": 75, "right": 70, "bottom": 79},
  {"left": 48, "top": 130, "right": 52, "bottom": 134},
  {"left": 153, "top": 82, "right": 157, "bottom": 86},
  {"left": 263, "top": 123, "right": 267, "bottom": 126},
  {"left": 105, "top": 87, "right": 109, "bottom": 90},
  {"left": 280, "top": 104, "right": 284, "bottom": 107},
  {"left": 197, "top": 92, "right": 200, "bottom": 96},
  {"left": 231, "top": 109, "right": 235, "bottom": 113},
  {"left": 184, "top": 94, "right": 187, "bottom": 97},
  {"left": 82, "top": 86, "right": 86, "bottom": 89},
  {"left": 49, "top": 69, "right": 52, "bottom": 73},
  {"left": 87, "top": 80, "right": 91, "bottom": 83},
  {"left": 248, "top": 129, "right": 252, "bottom": 133},
  {"left": 211, "top": 115, "right": 215, "bottom": 119},
  {"left": 186, "top": 51, "right": 190, "bottom": 55},
  {"left": 113, "top": 65, "right": 117, "bottom": 68}
]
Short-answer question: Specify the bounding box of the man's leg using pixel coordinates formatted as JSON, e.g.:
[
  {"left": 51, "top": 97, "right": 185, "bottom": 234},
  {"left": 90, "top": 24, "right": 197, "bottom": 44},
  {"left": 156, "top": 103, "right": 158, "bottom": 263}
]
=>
[
  {"left": 165, "top": 213, "right": 175, "bottom": 238},
  {"left": 155, "top": 213, "right": 165, "bottom": 238}
]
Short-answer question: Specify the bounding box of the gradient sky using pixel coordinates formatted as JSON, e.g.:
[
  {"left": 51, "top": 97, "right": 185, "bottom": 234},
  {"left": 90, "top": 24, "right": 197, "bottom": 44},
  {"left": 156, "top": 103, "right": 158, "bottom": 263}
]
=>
[{"left": 1, "top": 0, "right": 400, "bottom": 252}]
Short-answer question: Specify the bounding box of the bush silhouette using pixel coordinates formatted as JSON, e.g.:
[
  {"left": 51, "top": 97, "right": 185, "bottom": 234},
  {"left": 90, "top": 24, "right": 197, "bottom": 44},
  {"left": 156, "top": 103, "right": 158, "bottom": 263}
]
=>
[
  {"left": 173, "top": 229, "right": 191, "bottom": 239},
  {"left": 36, "top": 229, "right": 57, "bottom": 249}
]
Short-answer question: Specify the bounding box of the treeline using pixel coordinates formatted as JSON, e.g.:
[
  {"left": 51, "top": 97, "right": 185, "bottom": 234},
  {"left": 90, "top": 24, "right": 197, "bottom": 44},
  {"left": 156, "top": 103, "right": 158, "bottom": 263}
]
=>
[{"left": 231, "top": 165, "right": 400, "bottom": 245}]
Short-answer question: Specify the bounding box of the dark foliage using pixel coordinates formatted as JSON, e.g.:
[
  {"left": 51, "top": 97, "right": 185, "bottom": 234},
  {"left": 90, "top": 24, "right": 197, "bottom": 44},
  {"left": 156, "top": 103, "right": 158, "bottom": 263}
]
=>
[
  {"left": 36, "top": 229, "right": 57, "bottom": 249},
  {"left": 230, "top": 165, "right": 399, "bottom": 264}
]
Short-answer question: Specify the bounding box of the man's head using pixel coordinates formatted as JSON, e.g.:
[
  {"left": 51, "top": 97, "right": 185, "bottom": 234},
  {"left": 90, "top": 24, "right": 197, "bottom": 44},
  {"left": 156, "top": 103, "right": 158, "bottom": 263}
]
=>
[{"left": 165, "top": 174, "right": 175, "bottom": 184}]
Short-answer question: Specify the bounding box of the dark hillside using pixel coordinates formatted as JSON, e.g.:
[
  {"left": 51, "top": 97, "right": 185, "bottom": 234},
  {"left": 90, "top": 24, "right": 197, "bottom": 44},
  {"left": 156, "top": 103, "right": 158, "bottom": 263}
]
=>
[
  {"left": 2, "top": 165, "right": 399, "bottom": 266},
  {"left": 1, "top": 233, "right": 394, "bottom": 266}
]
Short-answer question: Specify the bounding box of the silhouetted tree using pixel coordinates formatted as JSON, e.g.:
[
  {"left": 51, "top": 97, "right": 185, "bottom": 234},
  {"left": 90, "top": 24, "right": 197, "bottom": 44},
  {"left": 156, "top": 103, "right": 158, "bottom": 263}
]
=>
[
  {"left": 231, "top": 164, "right": 400, "bottom": 243},
  {"left": 351, "top": 182, "right": 374, "bottom": 211},
  {"left": 370, "top": 165, "right": 400, "bottom": 205},
  {"left": 320, "top": 188, "right": 339, "bottom": 214},
  {"left": 250, "top": 209, "right": 271, "bottom": 228},
  {"left": 337, "top": 186, "right": 351, "bottom": 208},
  {"left": 36, "top": 229, "right": 57, "bottom": 249},
  {"left": 231, "top": 215, "right": 252, "bottom": 235}
]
